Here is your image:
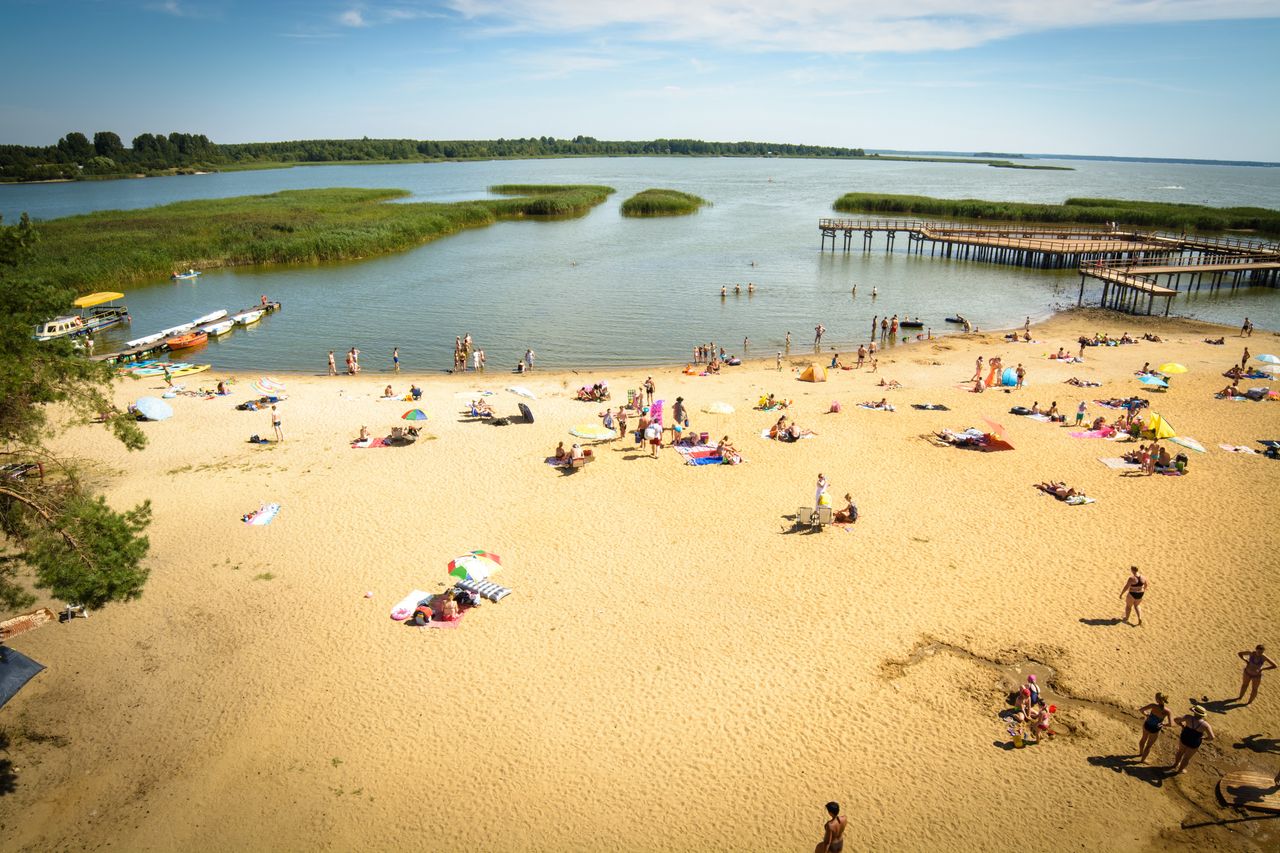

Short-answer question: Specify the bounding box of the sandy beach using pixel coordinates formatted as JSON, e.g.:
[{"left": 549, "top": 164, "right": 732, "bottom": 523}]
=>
[{"left": 2, "top": 308, "right": 1278, "bottom": 851}]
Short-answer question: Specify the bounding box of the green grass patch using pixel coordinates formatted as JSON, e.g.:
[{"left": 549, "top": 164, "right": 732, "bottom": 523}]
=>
[
  {"left": 832, "top": 193, "right": 1280, "bottom": 236},
  {"left": 620, "top": 188, "right": 710, "bottom": 217},
  {"left": 24, "top": 185, "right": 614, "bottom": 291}
]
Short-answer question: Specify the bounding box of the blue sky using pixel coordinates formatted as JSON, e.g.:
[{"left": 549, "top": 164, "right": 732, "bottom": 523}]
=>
[{"left": 2, "top": 0, "right": 1278, "bottom": 160}]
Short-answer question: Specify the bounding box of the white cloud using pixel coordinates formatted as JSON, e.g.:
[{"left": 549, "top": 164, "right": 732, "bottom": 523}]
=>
[
  {"left": 339, "top": 8, "right": 368, "bottom": 27},
  {"left": 442, "top": 0, "right": 1280, "bottom": 53}
]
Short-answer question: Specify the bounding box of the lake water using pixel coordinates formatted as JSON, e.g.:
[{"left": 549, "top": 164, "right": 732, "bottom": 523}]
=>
[{"left": 2, "top": 157, "right": 1278, "bottom": 372}]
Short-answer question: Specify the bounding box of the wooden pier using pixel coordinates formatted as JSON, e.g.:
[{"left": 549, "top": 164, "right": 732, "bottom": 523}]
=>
[{"left": 819, "top": 218, "right": 1280, "bottom": 315}]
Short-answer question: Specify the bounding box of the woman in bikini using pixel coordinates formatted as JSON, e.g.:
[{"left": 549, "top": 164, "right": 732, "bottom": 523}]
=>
[
  {"left": 1170, "top": 706, "right": 1214, "bottom": 774},
  {"left": 1235, "top": 645, "right": 1277, "bottom": 704},
  {"left": 1120, "top": 565, "right": 1147, "bottom": 626},
  {"left": 820, "top": 801, "right": 846, "bottom": 853},
  {"left": 1136, "top": 692, "right": 1171, "bottom": 762}
]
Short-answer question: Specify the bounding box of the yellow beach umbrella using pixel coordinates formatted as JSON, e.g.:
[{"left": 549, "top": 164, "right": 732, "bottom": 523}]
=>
[{"left": 1158, "top": 363, "right": 1188, "bottom": 375}]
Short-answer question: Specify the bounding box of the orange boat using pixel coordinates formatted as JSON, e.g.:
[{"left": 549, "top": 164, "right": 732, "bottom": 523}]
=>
[{"left": 166, "top": 331, "right": 208, "bottom": 350}]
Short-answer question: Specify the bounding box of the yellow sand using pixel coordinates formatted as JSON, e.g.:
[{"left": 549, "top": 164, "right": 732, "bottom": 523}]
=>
[{"left": 3, "top": 310, "right": 1279, "bottom": 851}]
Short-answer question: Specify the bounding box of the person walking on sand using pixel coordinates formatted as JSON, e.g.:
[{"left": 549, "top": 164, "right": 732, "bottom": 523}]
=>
[
  {"left": 328, "top": 351, "right": 337, "bottom": 376},
  {"left": 644, "top": 376, "right": 655, "bottom": 406},
  {"left": 616, "top": 407, "right": 627, "bottom": 442},
  {"left": 1170, "top": 706, "right": 1214, "bottom": 774},
  {"left": 1136, "top": 692, "right": 1172, "bottom": 763},
  {"left": 270, "top": 405, "right": 283, "bottom": 442},
  {"left": 1235, "top": 645, "right": 1276, "bottom": 704},
  {"left": 1076, "top": 401, "right": 1088, "bottom": 426},
  {"left": 1242, "top": 317, "right": 1252, "bottom": 337},
  {"left": 1120, "top": 565, "right": 1148, "bottom": 625},
  {"left": 819, "top": 802, "right": 847, "bottom": 853},
  {"left": 815, "top": 473, "right": 830, "bottom": 511},
  {"left": 162, "top": 364, "right": 173, "bottom": 387},
  {"left": 777, "top": 351, "right": 782, "bottom": 371}
]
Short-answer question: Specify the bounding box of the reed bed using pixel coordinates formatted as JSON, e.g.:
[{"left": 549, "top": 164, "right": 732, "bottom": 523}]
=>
[
  {"left": 832, "top": 193, "right": 1280, "bottom": 236},
  {"left": 25, "top": 185, "right": 615, "bottom": 290},
  {"left": 619, "top": 189, "right": 709, "bottom": 217}
]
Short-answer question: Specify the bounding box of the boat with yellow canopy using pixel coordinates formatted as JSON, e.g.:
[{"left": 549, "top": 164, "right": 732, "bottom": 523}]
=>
[{"left": 34, "top": 292, "right": 130, "bottom": 341}]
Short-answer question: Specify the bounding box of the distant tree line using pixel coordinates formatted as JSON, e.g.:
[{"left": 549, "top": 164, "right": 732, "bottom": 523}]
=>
[{"left": 0, "top": 132, "right": 867, "bottom": 181}]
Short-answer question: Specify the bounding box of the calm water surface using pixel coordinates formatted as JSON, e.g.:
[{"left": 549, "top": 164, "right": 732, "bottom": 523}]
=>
[{"left": 3, "top": 158, "right": 1277, "bottom": 372}]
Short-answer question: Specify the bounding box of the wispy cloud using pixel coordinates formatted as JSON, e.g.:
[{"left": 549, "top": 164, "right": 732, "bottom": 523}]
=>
[
  {"left": 442, "top": 1, "right": 1280, "bottom": 53},
  {"left": 148, "top": 0, "right": 211, "bottom": 18},
  {"left": 339, "top": 8, "right": 368, "bottom": 27}
]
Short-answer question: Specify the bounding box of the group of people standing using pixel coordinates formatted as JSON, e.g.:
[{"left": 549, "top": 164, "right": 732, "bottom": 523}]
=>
[
  {"left": 453, "top": 334, "right": 486, "bottom": 372},
  {"left": 326, "top": 347, "right": 363, "bottom": 376}
]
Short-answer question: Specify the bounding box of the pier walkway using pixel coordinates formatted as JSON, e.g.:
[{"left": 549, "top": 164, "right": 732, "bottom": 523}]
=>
[{"left": 819, "top": 218, "right": 1280, "bottom": 315}]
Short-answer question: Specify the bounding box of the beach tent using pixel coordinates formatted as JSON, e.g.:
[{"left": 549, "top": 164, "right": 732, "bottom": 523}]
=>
[
  {"left": 1000, "top": 368, "right": 1018, "bottom": 386},
  {"left": 799, "top": 364, "right": 827, "bottom": 382},
  {"left": 1146, "top": 412, "right": 1176, "bottom": 439},
  {"left": 518, "top": 403, "right": 534, "bottom": 423}
]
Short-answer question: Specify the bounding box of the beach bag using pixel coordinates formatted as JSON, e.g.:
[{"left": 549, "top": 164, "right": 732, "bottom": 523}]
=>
[{"left": 829, "top": 401, "right": 841, "bottom": 413}]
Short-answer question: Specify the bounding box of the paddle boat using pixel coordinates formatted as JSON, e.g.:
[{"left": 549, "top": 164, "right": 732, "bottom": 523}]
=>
[
  {"left": 900, "top": 319, "right": 925, "bottom": 329},
  {"left": 171, "top": 269, "right": 201, "bottom": 280},
  {"left": 165, "top": 331, "right": 208, "bottom": 351},
  {"left": 232, "top": 309, "right": 265, "bottom": 326},
  {"left": 201, "top": 319, "right": 234, "bottom": 337},
  {"left": 945, "top": 315, "right": 966, "bottom": 324},
  {"left": 34, "top": 292, "right": 130, "bottom": 341}
]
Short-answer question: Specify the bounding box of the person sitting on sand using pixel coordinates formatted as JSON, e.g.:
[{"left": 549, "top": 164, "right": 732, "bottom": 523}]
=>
[
  {"left": 357, "top": 425, "right": 370, "bottom": 442},
  {"left": 471, "top": 399, "right": 495, "bottom": 417},
  {"left": 972, "top": 377, "right": 985, "bottom": 394},
  {"left": 1090, "top": 415, "right": 1108, "bottom": 431},
  {"left": 216, "top": 380, "right": 229, "bottom": 395},
  {"left": 554, "top": 441, "right": 567, "bottom": 461},
  {"left": 410, "top": 384, "right": 422, "bottom": 400},
  {"left": 1216, "top": 380, "right": 1242, "bottom": 399},
  {"left": 877, "top": 378, "right": 902, "bottom": 389},
  {"left": 716, "top": 436, "right": 742, "bottom": 465},
  {"left": 1143, "top": 333, "right": 1163, "bottom": 342},
  {"left": 833, "top": 493, "right": 858, "bottom": 524},
  {"left": 383, "top": 385, "right": 394, "bottom": 398},
  {"left": 1137, "top": 362, "right": 1151, "bottom": 375},
  {"left": 1035, "top": 481, "right": 1083, "bottom": 501},
  {"left": 770, "top": 415, "right": 788, "bottom": 440},
  {"left": 1121, "top": 332, "right": 1134, "bottom": 344}
]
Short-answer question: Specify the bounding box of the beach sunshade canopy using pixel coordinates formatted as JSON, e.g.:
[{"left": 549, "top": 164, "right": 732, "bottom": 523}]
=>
[
  {"left": 402, "top": 408, "right": 428, "bottom": 421},
  {"left": 799, "top": 364, "right": 827, "bottom": 382},
  {"left": 570, "top": 424, "right": 616, "bottom": 440},
  {"left": 252, "top": 376, "right": 287, "bottom": 395},
  {"left": 982, "top": 417, "right": 1007, "bottom": 438},
  {"left": 507, "top": 386, "right": 537, "bottom": 399},
  {"left": 1157, "top": 363, "right": 1188, "bottom": 375},
  {"left": 1254, "top": 353, "right": 1280, "bottom": 365},
  {"left": 72, "top": 291, "right": 124, "bottom": 308},
  {"left": 1146, "top": 412, "right": 1176, "bottom": 439},
  {"left": 1260, "top": 364, "right": 1280, "bottom": 376},
  {"left": 703, "top": 402, "right": 735, "bottom": 414},
  {"left": 448, "top": 550, "right": 501, "bottom": 581},
  {"left": 1169, "top": 435, "right": 1206, "bottom": 453},
  {"left": 134, "top": 397, "right": 173, "bottom": 421},
  {"left": 1138, "top": 375, "right": 1169, "bottom": 388}
]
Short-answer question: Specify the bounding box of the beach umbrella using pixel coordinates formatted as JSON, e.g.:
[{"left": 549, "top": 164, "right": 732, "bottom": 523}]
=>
[
  {"left": 252, "top": 376, "right": 287, "bottom": 395},
  {"left": 982, "top": 417, "right": 1007, "bottom": 438},
  {"left": 1254, "top": 353, "right": 1280, "bottom": 365},
  {"left": 1169, "top": 436, "right": 1206, "bottom": 453},
  {"left": 1157, "top": 363, "right": 1188, "bottom": 375},
  {"left": 401, "top": 408, "right": 428, "bottom": 421},
  {"left": 448, "top": 550, "right": 501, "bottom": 581},
  {"left": 1138, "top": 375, "right": 1169, "bottom": 388},
  {"left": 1146, "top": 412, "right": 1176, "bottom": 439},
  {"left": 703, "top": 402, "right": 735, "bottom": 414},
  {"left": 1259, "top": 364, "right": 1280, "bottom": 376},
  {"left": 134, "top": 397, "right": 173, "bottom": 421},
  {"left": 570, "top": 424, "right": 616, "bottom": 440},
  {"left": 507, "top": 386, "right": 537, "bottom": 400}
]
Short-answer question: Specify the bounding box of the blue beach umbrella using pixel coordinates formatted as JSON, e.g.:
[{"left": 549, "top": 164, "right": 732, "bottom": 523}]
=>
[
  {"left": 1138, "top": 375, "right": 1168, "bottom": 388},
  {"left": 134, "top": 397, "right": 174, "bottom": 421},
  {"left": 1254, "top": 353, "right": 1280, "bottom": 365}
]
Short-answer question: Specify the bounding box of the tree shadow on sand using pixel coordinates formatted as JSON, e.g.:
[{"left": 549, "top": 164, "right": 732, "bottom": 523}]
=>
[
  {"left": 1087, "top": 754, "right": 1166, "bottom": 787},
  {"left": 0, "top": 731, "right": 14, "bottom": 796}
]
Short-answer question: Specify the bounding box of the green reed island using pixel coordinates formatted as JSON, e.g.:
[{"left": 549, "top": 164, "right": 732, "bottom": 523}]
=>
[
  {"left": 833, "top": 193, "right": 1280, "bottom": 236},
  {"left": 19, "top": 185, "right": 613, "bottom": 291},
  {"left": 620, "top": 189, "right": 710, "bottom": 217}
]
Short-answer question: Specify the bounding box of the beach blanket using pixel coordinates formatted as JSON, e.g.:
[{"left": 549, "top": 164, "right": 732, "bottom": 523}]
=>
[
  {"left": 243, "top": 503, "right": 280, "bottom": 525},
  {"left": 411, "top": 594, "right": 468, "bottom": 629},
  {"left": 506, "top": 386, "right": 537, "bottom": 400},
  {"left": 1070, "top": 429, "right": 1116, "bottom": 439},
  {"left": 390, "top": 589, "right": 430, "bottom": 621},
  {"left": 1020, "top": 413, "right": 1052, "bottom": 422},
  {"left": 911, "top": 404, "right": 951, "bottom": 411},
  {"left": 351, "top": 438, "right": 390, "bottom": 448},
  {"left": 858, "top": 404, "right": 896, "bottom": 412},
  {"left": 0, "top": 647, "right": 45, "bottom": 710},
  {"left": 456, "top": 577, "right": 511, "bottom": 602},
  {"left": 1065, "top": 495, "right": 1096, "bottom": 505},
  {"left": 1099, "top": 457, "right": 1141, "bottom": 470},
  {"left": 1219, "top": 444, "right": 1258, "bottom": 454},
  {"left": 1066, "top": 379, "right": 1102, "bottom": 387}
]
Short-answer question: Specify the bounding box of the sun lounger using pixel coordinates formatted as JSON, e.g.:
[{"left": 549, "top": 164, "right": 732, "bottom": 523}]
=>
[{"left": 455, "top": 577, "right": 511, "bottom": 602}]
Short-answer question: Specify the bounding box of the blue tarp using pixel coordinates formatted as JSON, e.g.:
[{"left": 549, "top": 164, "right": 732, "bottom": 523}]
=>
[{"left": 0, "top": 646, "right": 45, "bottom": 709}]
